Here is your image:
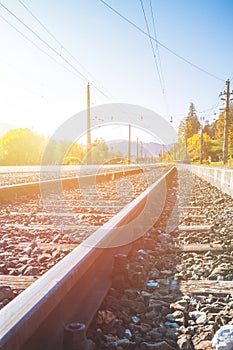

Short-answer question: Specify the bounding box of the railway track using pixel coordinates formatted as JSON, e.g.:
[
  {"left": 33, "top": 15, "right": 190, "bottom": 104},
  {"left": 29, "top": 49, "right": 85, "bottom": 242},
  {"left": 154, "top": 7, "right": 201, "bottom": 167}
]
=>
[
  {"left": 0, "top": 165, "right": 233, "bottom": 350},
  {"left": 86, "top": 168, "right": 233, "bottom": 350},
  {"left": 0, "top": 164, "right": 172, "bottom": 350}
]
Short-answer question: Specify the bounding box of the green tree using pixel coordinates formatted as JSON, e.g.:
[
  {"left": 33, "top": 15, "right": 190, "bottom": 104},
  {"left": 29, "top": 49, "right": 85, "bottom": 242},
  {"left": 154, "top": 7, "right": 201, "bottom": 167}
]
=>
[
  {"left": 91, "top": 138, "right": 108, "bottom": 164},
  {"left": 185, "top": 102, "right": 200, "bottom": 138},
  {"left": 62, "top": 142, "right": 86, "bottom": 165},
  {"left": 0, "top": 128, "right": 47, "bottom": 165},
  {"left": 178, "top": 120, "right": 186, "bottom": 143}
]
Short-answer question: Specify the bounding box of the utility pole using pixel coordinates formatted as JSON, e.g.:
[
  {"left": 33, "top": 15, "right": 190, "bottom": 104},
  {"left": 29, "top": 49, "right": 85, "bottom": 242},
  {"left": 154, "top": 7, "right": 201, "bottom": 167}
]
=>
[
  {"left": 87, "top": 82, "right": 91, "bottom": 165},
  {"left": 140, "top": 141, "right": 143, "bottom": 160},
  {"left": 200, "top": 127, "right": 204, "bottom": 164},
  {"left": 185, "top": 129, "right": 188, "bottom": 160},
  {"left": 170, "top": 115, "right": 175, "bottom": 161},
  {"left": 162, "top": 144, "right": 164, "bottom": 161},
  {"left": 200, "top": 116, "right": 205, "bottom": 164},
  {"left": 136, "top": 137, "right": 139, "bottom": 163},
  {"left": 220, "top": 79, "right": 233, "bottom": 165},
  {"left": 128, "top": 124, "right": 131, "bottom": 163}
]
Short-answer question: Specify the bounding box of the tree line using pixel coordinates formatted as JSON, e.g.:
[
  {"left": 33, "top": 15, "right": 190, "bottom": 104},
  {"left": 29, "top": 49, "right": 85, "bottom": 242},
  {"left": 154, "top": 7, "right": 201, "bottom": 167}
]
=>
[
  {"left": 0, "top": 128, "right": 122, "bottom": 165},
  {"left": 172, "top": 102, "right": 233, "bottom": 163}
]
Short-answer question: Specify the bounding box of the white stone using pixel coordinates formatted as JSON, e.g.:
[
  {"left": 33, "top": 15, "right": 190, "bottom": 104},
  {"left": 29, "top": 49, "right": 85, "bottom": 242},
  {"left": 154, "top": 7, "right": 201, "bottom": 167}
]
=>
[{"left": 212, "top": 325, "right": 233, "bottom": 350}]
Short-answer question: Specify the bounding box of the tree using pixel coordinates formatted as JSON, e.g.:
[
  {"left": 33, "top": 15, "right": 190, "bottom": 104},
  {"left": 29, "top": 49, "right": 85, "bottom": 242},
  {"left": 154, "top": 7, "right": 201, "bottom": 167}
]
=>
[
  {"left": 210, "top": 104, "right": 233, "bottom": 158},
  {"left": 91, "top": 138, "right": 109, "bottom": 164},
  {"left": 185, "top": 103, "right": 200, "bottom": 138},
  {"left": 63, "top": 142, "right": 86, "bottom": 165},
  {"left": 178, "top": 120, "right": 186, "bottom": 143},
  {"left": 0, "top": 128, "right": 47, "bottom": 165}
]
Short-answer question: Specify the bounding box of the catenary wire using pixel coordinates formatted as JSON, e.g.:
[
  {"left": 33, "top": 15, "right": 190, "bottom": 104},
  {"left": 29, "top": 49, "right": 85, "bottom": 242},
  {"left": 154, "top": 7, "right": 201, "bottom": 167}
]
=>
[
  {"left": 0, "top": 2, "right": 112, "bottom": 101},
  {"left": 17, "top": 0, "right": 115, "bottom": 100},
  {"left": 0, "top": 8, "right": 144, "bottom": 123},
  {"left": 139, "top": 0, "right": 163, "bottom": 93},
  {"left": 0, "top": 14, "right": 86, "bottom": 81},
  {"left": 139, "top": 0, "right": 170, "bottom": 117},
  {"left": 149, "top": 0, "right": 165, "bottom": 92},
  {"left": 99, "top": 0, "right": 224, "bottom": 82}
]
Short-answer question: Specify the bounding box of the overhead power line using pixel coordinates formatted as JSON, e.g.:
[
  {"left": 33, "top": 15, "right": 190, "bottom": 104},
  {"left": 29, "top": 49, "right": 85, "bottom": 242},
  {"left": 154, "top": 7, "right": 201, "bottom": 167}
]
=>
[
  {"left": 139, "top": 0, "right": 163, "bottom": 93},
  {"left": 0, "top": 2, "right": 145, "bottom": 122},
  {"left": 149, "top": 0, "right": 165, "bottom": 89},
  {"left": 0, "top": 14, "right": 78, "bottom": 79},
  {"left": 99, "top": 0, "right": 224, "bottom": 82},
  {"left": 17, "top": 0, "right": 114, "bottom": 99},
  {"left": 139, "top": 0, "right": 170, "bottom": 117}
]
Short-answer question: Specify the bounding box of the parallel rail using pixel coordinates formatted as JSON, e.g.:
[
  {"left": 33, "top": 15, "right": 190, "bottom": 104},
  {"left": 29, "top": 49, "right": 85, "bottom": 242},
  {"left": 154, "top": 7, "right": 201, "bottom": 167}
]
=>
[
  {"left": 0, "top": 166, "right": 175, "bottom": 350},
  {"left": 0, "top": 167, "right": 146, "bottom": 203}
]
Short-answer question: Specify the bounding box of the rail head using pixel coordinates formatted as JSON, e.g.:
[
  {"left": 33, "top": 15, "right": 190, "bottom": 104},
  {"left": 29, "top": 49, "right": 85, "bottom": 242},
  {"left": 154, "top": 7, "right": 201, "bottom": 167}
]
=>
[{"left": 0, "top": 167, "right": 149, "bottom": 203}]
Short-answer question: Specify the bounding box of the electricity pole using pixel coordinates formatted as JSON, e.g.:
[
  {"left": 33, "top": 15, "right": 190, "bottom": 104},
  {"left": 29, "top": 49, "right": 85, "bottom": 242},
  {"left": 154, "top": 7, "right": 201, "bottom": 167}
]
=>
[
  {"left": 87, "top": 82, "right": 91, "bottom": 165},
  {"left": 220, "top": 79, "right": 233, "bottom": 165},
  {"left": 170, "top": 115, "right": 175, "bottom": 161},
  {"left": 128, "top": 124, "right": 131, "bottom": 163},
  {"left": 136, "top": 137, "right": 139, "bottom": 163},
  {"left": 200, "top": 116, "right": 205, "bottom": 164}
]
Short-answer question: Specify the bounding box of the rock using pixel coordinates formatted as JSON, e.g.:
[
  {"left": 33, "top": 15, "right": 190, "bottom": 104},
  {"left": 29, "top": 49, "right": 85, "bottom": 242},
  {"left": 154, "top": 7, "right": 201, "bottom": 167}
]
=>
[
  {"left": 189, "top": 311, "right": 207, "bottom": 324},
  {"left": 137, "top": 323, "right": 152, "bottom": 333},
  {"left": 97, "top": 310, "right": 116, "bottom": 325},
  {"left": 132, "top": 316, "right": 140, "bottom": 324},
  {"left": 157, "top": 233, "right": 173, "bottom": 243},
  {"left": 115, "top": 338, "right": 135, "bottom": 346},
  {"left": 177, "top": 334, "right": 192, "bottom": 350},
  {"left": 170, "top": 301, "right": 188, "bottom": 312},
  {"left": 147, "top": 328, "right": 164, "bottom": 341},
  {"left": 148, "top": 268, "right": 160, "bottom": 279},
  {"left": 23, "top": 247, "right": 32, "bottom": 256},
  {"left": 0, "top": 263, "right": 8, "bottom": 274},
  {"left": 164, "top": 322, "right": 180, "bottom": 329},
  {"left": 194, "top": 340, "right": 212, "bottom": 349},
  {"left": 30, "top": 240, "right": 38, "bottom": 250},
  {"left": 23, "top": 266, "right": 40, "bottom": 276},
  {"left": 133, "top": 301, "right": 147, "bottom": 314},
  {"left": 0, "top": 285, "right": 14, "bottom": 302},
  {"left": 212, "top": 325, "right": 233, "bottom": 350},
  {"left": 166, "top": 310, "right": 185, "bottom": 325},
  {"left": 38, "top": 253, "right": 52, "bottom": 263},
  {"left": 0, "top": 240, "right": 7, "bottom": 249},
  {"left": 145, "top": 310, "right": 158, "bottom": 320},
  {"left": 125, "top": 328, "right": 132, "bottom": 338},
  {"left": 140, "top": 340, "right": 176, "bottom": 349},
  {"left": 160, "top": 270, "right": 172, "bottom": 277},
  {"left": 148, "top": 301, "right": 162, "bottom": 313},
  {"left": 146, "top": 280, "right": 160, "bottom": 291}
]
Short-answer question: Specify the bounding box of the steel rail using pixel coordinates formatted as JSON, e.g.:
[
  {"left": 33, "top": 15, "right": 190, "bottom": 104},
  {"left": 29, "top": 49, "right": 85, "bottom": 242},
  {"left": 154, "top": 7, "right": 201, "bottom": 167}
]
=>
[
  {"left": 0, "top": 167, "right": 146, "bottom": 203},
  {"left": 0, "top": 166, "right": 176, "bottom": 350}
]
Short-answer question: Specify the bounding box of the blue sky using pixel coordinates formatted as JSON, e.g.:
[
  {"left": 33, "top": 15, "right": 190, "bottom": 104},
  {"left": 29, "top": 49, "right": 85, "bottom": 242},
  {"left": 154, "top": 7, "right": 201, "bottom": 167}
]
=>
[{"left": 0, "top": 0, "right": 233, "bottom": 137}]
